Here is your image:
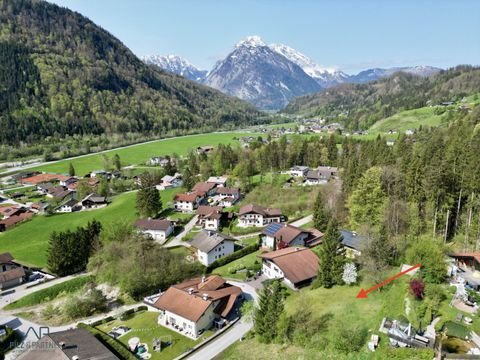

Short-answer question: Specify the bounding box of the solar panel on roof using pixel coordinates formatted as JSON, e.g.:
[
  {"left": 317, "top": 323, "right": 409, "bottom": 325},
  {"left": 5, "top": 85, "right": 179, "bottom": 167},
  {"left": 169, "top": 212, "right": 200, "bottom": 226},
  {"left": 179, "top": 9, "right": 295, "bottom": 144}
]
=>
[{"left": 264, "top": 222, "right": 283, "bottom": 236}]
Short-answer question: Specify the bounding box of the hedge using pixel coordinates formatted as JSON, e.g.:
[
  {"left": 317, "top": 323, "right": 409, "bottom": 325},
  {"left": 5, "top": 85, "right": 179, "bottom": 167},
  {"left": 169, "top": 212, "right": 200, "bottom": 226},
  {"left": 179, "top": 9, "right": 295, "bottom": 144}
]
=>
[
  {"left": 77, "top": 323, "right": 136, "bottom": 360},
  {"left": 207, "top": 242, "right": 260, "bottom": 272}
]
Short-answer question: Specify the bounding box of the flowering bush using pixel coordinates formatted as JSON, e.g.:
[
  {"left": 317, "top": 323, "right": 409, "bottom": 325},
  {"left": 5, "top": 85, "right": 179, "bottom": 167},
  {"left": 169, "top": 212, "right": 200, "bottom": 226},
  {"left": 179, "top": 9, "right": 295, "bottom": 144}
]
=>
[{"left": 342, "top": 263, "right": 358, "bottom": 285}]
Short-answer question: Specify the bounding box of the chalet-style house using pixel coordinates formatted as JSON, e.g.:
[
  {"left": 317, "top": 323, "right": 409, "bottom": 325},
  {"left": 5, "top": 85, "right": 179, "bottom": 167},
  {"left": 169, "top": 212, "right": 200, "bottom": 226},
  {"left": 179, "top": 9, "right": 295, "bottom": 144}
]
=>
[
  {"left": 190, "top": 230, "right": 236, "bottom": 266},
  {"left": 37, "top": 182, "right": 54, "bottom": 195},
  {"left": 238, "top": 204, "right": 284, "bottom": 228},
  {"left": 81, "top": 194, "right": 107, "bottom": 209},
  {"left": 135, "top": 219, "right": 174, "bottom": 244},
  {"left": 0, "top": 208, "right": 34, "bottom": 232},
  {"left": 207, "top": 176, "right": 228, "bottom": 187},
  {"left": 152, "top": 275, "right": 242, "bottom": 339},
  {"left": 55, "top": 199, "right": 80, "bottom": 213},
  {"left": 304, "top": 166, "right": 338, "bottom": 185},
  {"left": 174, "top": 192, "right": 203, "bottom": 212},
  {"left": 214, "top": 187, "right": 240, "bottom": 207},
  {"left": 0, "top": 252, "right": 25, "bottom": 290},
  {"left": 155, "top": 174, "right": 182, "bottom": 191},
  {"left": 261, "top": 223, "right": 323, "bottom": 249},
  {"left": 47, "top": 186, "right": 76, "bottom": 201},
  {"left": 59, "top": 176, "right": 77, "bottom": 187},
  {"left": 260, "top": 247, "right": 320, "bottom": 289},
  {"left": 16, "top": 328, "right": 119, "bottom": 360},
  {"left": 197, "top": 206, "right": 224, "bottom": 231},
  {"left": 192, "top": 182, "right": 217, "bottom": 198},
  {"left": 341, "top": 230, "right": 367, "bottom": 258},
  {"left": 289, "top": 166, "right": 309, "bottom": 178}
]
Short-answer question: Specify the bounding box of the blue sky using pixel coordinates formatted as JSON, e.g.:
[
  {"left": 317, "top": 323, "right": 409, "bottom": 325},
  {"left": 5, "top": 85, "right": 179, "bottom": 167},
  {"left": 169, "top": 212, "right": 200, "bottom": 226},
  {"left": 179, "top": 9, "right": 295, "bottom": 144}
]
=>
[{"left": 49, "top": 0, "right": 479, "bottom": 74}]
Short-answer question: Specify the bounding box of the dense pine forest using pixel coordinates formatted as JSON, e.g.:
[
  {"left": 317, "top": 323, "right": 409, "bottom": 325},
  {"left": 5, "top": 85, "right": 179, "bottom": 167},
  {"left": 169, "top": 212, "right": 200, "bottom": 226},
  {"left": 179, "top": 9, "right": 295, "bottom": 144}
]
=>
[
  {"left": 285, "top": 66, "right": 480, "bottom": 129},
  {"left": 0, "top": 0, "right": 260, "bottom": 145}
]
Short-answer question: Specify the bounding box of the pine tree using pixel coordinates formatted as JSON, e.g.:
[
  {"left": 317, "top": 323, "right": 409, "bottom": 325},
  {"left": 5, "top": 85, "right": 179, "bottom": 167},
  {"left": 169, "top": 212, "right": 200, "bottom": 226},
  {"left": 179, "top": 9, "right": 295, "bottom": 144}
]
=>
[
  {"left": 313, "top": 192, "right": 330, "bottom": 231},
  {"left": 314, "top": 218, "right": 345, "bottom": 288},
  {"left": 254, "top": 280, "right": 285, "bottom": 343},
  {"left": 114, "top": 154, "right": 121, "bottom": 171},
  {"left": 136, "top": 174, "right": 162, "bottom": 218},
  {"left": 182, "top": 167, "right": 195, "bottom": 191},
  {"left": 68, "top": 163, "right": 75, "bottom": 176}
]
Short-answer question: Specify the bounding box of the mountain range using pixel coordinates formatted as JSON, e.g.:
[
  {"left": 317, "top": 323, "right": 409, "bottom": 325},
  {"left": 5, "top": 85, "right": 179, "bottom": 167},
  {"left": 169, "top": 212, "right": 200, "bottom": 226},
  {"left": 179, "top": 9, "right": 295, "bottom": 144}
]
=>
[{"left": 144, "top": 36, "right": 441, "bottom": 110}]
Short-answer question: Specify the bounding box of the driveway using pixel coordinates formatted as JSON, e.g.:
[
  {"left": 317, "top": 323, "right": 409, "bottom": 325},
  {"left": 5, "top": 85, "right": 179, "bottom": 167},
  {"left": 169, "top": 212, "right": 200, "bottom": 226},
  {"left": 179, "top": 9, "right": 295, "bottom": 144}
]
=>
[
  {"left": 164, "top": 215, "right": 198, "bottom": 248},
  {"left": 290, "top": 214, "right": 313, "bottom": 227},
  {"left": 186, "top": 281, "right": 259, "bottom": 360}
]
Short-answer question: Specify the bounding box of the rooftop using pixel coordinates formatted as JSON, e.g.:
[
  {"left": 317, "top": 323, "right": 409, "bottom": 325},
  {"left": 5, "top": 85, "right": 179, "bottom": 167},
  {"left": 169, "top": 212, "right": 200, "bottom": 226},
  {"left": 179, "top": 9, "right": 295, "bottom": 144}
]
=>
[
  {"left": 190, "top": 230, "right": 236, "bottom": 253},
  {"left": 135, "top": 219, "right": 172, "bottom": 231},
  {"left": 238, "top": 204, "right": 282, "bottom": 217},
  {"left": 260, "top": 247, "right": 319, "bottom": 284}
]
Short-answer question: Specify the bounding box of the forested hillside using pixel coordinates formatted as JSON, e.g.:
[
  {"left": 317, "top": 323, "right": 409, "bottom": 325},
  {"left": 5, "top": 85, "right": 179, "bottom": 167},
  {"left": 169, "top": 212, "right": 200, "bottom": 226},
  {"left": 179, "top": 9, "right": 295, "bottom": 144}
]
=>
[
  {"left": 284, "top": 66, "right": 480, "bottom": 129},
  {"left": 0, "top": 0, "right": 260, "bottom": 145}
]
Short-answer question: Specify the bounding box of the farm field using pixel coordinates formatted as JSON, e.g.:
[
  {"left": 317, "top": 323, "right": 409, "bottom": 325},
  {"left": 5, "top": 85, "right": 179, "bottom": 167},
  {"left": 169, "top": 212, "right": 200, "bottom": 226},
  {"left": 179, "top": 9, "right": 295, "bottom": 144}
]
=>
[
  {"left": 28, "top": 132, "right": 257, "bottom": 176},
  {"left": 0, "top": 188, "right": 182, "bottom": 269}
]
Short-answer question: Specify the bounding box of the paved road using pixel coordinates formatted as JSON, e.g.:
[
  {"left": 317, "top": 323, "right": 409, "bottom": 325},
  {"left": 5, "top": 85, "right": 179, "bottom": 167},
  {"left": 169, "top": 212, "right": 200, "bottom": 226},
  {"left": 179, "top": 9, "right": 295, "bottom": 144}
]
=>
[
  {"left": 164, "top": 215, "right": 198, "bottom": 248},
  {"left": 0, "top": 273, "right": 85, "bottom": 309},
  {"left": 290, "top": 214, "right": 313, "bottom": 227},
  {"left": 186, "top": 281, "right": 259, "bottom": 360}
]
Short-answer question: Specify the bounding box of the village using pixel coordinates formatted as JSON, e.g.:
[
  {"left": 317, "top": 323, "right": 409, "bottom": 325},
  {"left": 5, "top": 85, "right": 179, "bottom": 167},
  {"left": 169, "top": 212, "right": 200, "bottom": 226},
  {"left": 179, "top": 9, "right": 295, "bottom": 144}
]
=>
[{"left": 1, "top": 134, "right": 480, "bottom": 360}]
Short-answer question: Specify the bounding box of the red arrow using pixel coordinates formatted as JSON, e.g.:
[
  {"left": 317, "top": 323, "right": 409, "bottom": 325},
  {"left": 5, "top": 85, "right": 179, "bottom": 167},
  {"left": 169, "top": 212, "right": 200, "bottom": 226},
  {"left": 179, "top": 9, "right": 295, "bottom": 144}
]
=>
[{"left": 356, "top": 264, "right": 421, "bottom": 299}]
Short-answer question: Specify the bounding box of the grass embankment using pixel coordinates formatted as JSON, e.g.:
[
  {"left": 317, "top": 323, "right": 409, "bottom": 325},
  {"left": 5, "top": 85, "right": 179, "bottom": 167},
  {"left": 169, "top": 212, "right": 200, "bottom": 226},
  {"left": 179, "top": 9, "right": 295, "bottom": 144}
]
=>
[
  {"left": 29, "top": 132, "right": 256, "bottom": 175},
  {"left": 370, "top": 106, "right": 445, "bottom": 133},
  {"left": 4, "top": 275, "right": 94, "bottom": 310},
  {"left": 0, "top": 188, "right": 182, "bottom": 268},
  {"left": 212, "top": 250, "right": 262, "bottom": 281},
  {"left": 97, "top": 311, "right": 212, "bottom": 360}
]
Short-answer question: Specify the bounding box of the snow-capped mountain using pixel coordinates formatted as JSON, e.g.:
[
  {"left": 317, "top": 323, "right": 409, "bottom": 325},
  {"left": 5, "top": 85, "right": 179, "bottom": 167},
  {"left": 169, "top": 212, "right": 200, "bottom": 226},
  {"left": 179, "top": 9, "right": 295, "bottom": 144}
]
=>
[
  {"left": 268, "top": 43, "right": 349, "bottom": 87},
  {"left": 142, "top": 55, "right": 207, "bottom": 82},
  {"left": 349, "top": 66, "right": 441, "bottom": 83},
  {"left": 204, "top": 36, "right": 322, "bottom": 110}
]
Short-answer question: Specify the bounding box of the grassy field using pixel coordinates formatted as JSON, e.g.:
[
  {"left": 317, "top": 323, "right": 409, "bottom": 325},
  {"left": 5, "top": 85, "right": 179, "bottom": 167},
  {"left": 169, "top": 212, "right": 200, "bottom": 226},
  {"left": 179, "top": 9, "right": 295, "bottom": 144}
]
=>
[
  {"left": 28, "top": 132, "right": 256, "bottom": 176},
  {"left": 212, "top": 250, "right": 262, "bottom": 280},
  {"left": 4, "top": 275, "right": 94, "bottom": 310},
  {"left": 97, "top": 311, "right": 211, "bottom": 360},
  {"left": 0, "top": 188, "right": 182, "bottom": 268},
  {"left": 369, "top": 106, "right": 445, "bottom": 133}
]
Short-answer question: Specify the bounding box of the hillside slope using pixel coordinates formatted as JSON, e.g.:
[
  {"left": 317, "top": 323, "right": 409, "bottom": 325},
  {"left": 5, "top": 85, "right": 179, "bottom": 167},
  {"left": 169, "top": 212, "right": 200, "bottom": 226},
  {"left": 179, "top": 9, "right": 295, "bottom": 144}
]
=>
[
  {"left": 0, "top": 0, "right": 260, "bottom": 145},
  {"left": 284, "top": 66, "right": 480, "bottom": 129}
]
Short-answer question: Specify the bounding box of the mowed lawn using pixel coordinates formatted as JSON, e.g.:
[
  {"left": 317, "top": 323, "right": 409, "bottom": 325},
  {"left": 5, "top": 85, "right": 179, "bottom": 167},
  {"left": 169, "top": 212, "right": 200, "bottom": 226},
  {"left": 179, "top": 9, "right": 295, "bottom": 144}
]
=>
[
  {"left": 0, "top": 188, "right": 182, "bottom": 269},
  {"left": 97, "top": 311, "right": 211, "bottom": 360},
  {"left": 30, "top": 132, "right": 255, "bottom": 175}
]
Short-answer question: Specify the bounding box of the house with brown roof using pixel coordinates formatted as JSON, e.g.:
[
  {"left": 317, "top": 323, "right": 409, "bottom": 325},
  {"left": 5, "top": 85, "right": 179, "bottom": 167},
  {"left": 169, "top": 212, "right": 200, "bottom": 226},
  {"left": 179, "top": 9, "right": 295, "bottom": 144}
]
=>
[
  {"left": 261, "top": 223, "right": 310, "bottom": 249},
  {"left": 192, "top": 182, "right": 217, "bottom": 198},
  {"left": 190, "top": 230, "right": 237, "bottom": 266},
  {"left": 449, "top": 252, "right": 480, "bottom": 290},
  {"left": 152, "top": 275, "right": 242, "bottom": 339},
  {"left": 260, "top": 247, "right": 319, "bottom": 289},
  {"left": 304, "top": 166, "right": 338, "bottom": 186},
  {"left": 238, "top": 204, "right": 284, "bottom": 228},
  {"left": 174, "top": 192, "right": 203, "bottom": 212},
  {"left": 135, "top": 219, "right": 174, "bottom": 244},
  {"left": 197, "top": 206, "right": 224, "bottom": 231},
  {"left": 81, "top": 193, "right": 107, "bottom": 209},
  {"left": 20, "top": 173, "right": 70, "bottom": 186},
  {"left": 0, "top": 252, "right": 25, "bottom": 289},
  {"left": 214, "top": 187, "right": 240, "bottom": 207},
  {"left": 0, "top": 208, "right": 34, "bottom": 232}
]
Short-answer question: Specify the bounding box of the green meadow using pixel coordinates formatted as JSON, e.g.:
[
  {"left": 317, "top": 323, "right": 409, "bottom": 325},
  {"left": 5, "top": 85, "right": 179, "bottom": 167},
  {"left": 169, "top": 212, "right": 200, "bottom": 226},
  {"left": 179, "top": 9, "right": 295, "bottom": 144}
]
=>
[
  {"left": 0, "top": 188, "right": 182, "bottom": 269},
  {"left": 29, "top": 132, "right": 256, "bottom": 176}
]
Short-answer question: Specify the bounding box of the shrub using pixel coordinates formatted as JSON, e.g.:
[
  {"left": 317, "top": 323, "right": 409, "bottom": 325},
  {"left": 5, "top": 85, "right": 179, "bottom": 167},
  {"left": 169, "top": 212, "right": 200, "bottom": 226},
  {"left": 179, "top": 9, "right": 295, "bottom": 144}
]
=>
[
  {"left": 410, "top": 279, "right": 425, "bottom": 299},
  {"left": 77, "top": 323, "right": 136, "bottom": 360},
  {"left": 207, "top": 243, "right": 260, "bottom": 272},
  {"left": 136, "top": 305, "right": 148, "bottom": 312}
]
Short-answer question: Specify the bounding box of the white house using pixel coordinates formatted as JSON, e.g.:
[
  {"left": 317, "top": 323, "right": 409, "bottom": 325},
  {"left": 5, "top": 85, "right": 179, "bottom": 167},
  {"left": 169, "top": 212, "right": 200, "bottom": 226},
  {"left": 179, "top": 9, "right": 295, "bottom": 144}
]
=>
[
  {"left": 214, "top": 187, "right": 240, "bottom": 207},
  {"left": 237, "top": 204, "right": 284, "bottom": 228},
  {"left": 155, "top": 174, "right": 182, "bottom": 191},
  {"left": 289, "top": 166, "right": 309, "bottom": 178},
  {"left": 135, "top": 219, "right": 174, "bottom": 244},
  {"left": 147, "top": 156, "right": 170, "bottom": 166},
  {"left": 197, "top": 206, "right": 223, "bottom": 231},
  {"left": 174, "top": 192, "right": 202, "bottom": 212},
  {"left": 190, "top": 230, "right": 236, "bottom": 266},
  {"left": 152, "top": 275, "right": 241, "bottom": 339},
  {"left": 261, "top": 223, "right": 309, "bottom": 249},
  {"left": 260, "top": 247, "right": 319, "bottom": 289},
  {"left": 55, "top": 199, "right": 80, "bottom": 213}
]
